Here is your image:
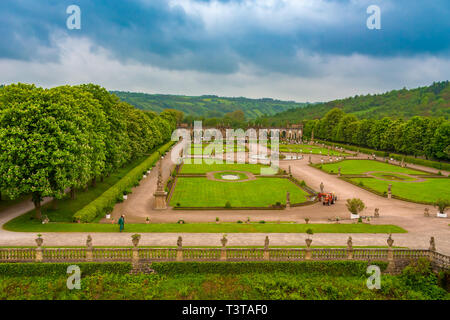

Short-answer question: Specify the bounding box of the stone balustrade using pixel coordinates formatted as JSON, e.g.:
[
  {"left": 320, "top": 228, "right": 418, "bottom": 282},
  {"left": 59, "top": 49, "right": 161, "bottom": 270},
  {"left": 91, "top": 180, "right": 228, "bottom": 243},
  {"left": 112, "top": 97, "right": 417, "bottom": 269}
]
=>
[{"left": 0, "top": 235, "right": 448, "bottom": 272}]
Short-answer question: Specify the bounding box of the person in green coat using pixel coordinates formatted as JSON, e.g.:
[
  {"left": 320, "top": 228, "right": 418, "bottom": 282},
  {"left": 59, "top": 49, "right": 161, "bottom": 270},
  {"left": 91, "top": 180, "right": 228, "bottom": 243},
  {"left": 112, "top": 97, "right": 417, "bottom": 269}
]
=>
[{"left": 118, "top": 215, "right": 125, "bottom": 232}]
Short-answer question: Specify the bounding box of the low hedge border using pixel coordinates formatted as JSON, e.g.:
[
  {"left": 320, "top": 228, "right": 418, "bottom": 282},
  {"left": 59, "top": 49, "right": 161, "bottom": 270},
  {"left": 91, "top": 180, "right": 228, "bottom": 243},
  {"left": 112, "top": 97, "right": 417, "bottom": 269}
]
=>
[
  {"left": 0, "top": 262, "right": 132, "bottom": 277},
  {"left": 150, "top": 261, "right": 389, "bottom": 276},
  {"left": 73, "top": 141, "right": 174, "bottom": 222}
]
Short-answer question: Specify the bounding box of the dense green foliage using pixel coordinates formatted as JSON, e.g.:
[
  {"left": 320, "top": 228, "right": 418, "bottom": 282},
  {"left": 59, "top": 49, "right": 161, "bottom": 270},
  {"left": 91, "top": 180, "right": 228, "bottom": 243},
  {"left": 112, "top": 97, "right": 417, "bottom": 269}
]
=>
[
  {"left": 0, "top": 83, "right": 177, "bottom": 219},
  {"left": 0, "top": 260, "right": 447, "bottom": 300},
  {"left": 150, "top": 261, "right": 388, "bottom": 276},
  {"left": 259, "top": 81, "right": 450, "bottom": 123},
  {"left": 112, "top": 91, "right": 310, "bottom": 120},
  {"left": 74, "top": 142, "right": 174, "bottom": 222},
  {"left": 0, "top": 262, "right": 132, "bottom": 277},
  {"left": 301, "top": 108, "right": 449, "bottom": 161}
]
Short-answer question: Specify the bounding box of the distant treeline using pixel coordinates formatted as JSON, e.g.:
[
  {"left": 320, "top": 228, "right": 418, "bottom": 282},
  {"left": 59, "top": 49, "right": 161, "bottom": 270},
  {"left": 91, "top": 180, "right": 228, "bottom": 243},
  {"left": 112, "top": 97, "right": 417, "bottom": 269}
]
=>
[
  {"left": 302, "top": 108, "right": 449, "bottom": 161},
  {"left": 257, "top": 81, "right": 450, "bottom": 125},
  {"left": 0, "top": 83, "right": 177, "bottom": 218},
  {"left": 112, "top": 91, "right": 311, "bottom": 119}
]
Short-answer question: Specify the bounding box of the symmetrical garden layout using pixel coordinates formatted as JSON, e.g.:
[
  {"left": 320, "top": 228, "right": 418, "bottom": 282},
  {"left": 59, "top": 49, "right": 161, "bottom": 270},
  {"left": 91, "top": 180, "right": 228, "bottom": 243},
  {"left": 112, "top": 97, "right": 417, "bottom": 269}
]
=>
[
  {"left": 318, "top": 160, "right": 450, "bottom": 204},
  {"left": 169, "top": 161, "right": 311, "bottom": 208}
]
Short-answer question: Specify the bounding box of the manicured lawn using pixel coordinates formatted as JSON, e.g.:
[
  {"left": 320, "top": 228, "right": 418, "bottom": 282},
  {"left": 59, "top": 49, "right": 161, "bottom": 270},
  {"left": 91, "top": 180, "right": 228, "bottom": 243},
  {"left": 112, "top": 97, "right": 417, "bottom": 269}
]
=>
[
  {"left": 180, "top": 161, "right": 271, "bottom": 174},
  {"left": 188, "top": 142, "right": 247, "bottom": 155},
  {"left": 2, "top": 221, "right": 406, "bottom": 233},
  {"left": 370, "top": 172, "right": 417, "bottom": 181},
  {"left": 271, "top": 144, "right": 350, "bottom": 156},
  {"left": 348, "top": 177, "right": 450, "bottom": 203},
  {"left": 170, "top": 177, "right": 309, "bottom": 207},
  {"left": 320, "top": 160, "right": 425, "bottom": 175},
  {"left": 2, "top": 261, "right": 445, "bottom": 300}
]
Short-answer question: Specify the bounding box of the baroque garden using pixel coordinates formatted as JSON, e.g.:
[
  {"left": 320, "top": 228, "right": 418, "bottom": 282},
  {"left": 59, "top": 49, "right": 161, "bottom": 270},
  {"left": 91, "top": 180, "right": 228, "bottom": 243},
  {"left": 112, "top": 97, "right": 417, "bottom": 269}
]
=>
[{"left": 0, "top": 83, "right": 449, "bottom": 300}]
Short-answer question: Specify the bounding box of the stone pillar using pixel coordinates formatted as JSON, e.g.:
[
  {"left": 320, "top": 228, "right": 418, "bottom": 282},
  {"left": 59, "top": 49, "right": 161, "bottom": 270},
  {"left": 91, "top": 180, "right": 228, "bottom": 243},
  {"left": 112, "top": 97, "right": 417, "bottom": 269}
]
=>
[
  {"left": 387, "top": 184, "right": 392, "bottom": 199},
  {"left": 429, "top": 237, "right": 436, "bottom": 261},
  {"left": 153, "top": 161, "right": 167, "bottom": 210},
  {"left": 308, "top": 155, "right": 312, "bottom": 164},
  {"left": 288, "top": 165, "right": 291, "bottom": 176},
  {"left": 35, "top": 235, "right": 43, "bottom": 262},
  {"left": 86, "top": 235, "right": 93, "bottom": 262},
  {"left": 263, "top": 236, "right": 270, "bottom": 261},
  {"left": 305, "top": 238, "right": 312, "bottom": 260},
  {"left": 131, "top": 234, "right": 141, "bottom": 266},
  {"left": 386, "top": 234, "right": 395, "bottom": 271},
  {"left": 176, "top": 236, "right": 183, "bottom": 262},
  {"left": 347, "top": 236, "right": 353, "bottom": 259},
  {"left": 220, "top": 235, "right": 228, "bottom": 261},
  {"left": 338, "top": 167, "right": 341, "bottom": 177}
]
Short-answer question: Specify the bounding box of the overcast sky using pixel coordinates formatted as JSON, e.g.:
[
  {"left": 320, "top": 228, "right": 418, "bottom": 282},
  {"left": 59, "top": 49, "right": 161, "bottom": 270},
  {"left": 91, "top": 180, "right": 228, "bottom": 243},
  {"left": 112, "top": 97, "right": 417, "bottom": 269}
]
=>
[{"left": 0, "top": 0, "right": 449, "bottom": 102}]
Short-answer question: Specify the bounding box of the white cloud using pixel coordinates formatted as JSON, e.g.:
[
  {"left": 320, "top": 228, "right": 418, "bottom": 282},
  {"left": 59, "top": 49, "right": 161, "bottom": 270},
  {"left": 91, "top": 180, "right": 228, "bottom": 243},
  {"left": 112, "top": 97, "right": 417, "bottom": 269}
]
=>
[{"left": 1, "top": 34, "right": 449, "bottom": 102}]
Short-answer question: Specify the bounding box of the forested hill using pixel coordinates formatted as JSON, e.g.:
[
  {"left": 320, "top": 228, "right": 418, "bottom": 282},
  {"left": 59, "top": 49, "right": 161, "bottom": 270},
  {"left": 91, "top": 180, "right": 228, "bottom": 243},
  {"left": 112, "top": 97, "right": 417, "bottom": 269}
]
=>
[
  {"left": 111, "top": 91, "right": 311, "bottom": 119},
  {"left": 258, "top": 81, "right": 450, "bottom": 126}
]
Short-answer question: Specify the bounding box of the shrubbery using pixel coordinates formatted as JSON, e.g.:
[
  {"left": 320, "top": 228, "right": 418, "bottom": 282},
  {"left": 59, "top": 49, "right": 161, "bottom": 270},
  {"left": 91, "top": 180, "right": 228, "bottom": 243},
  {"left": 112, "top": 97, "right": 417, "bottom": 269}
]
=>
[
  {"left": 73, "top": 142, "right": 174, "bottom": 222},
  {"left": 150, "top": 261, "right": 388, "bottom": 277},
  {"left": 0, "top": 262, "right": 132, "bottom": 277}
]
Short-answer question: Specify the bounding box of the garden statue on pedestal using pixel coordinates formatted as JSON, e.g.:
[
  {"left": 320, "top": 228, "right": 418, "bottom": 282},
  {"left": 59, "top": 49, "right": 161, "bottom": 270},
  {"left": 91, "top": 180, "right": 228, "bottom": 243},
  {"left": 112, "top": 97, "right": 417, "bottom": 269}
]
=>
[{"left": 153, "top": 162, "right": 167, "bottom": 210}]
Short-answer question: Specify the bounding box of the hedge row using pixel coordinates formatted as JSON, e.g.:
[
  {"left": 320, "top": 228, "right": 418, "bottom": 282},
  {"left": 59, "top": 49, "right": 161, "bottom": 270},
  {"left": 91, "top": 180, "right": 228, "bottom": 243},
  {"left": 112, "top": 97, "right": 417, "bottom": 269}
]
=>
[
  {"left": 73, "top": 141, "right": 175, "bottom": 222},
  {"left": 0, "top": 262, "right": 132, "bottom": 277},
  {"left": 319, "top": 140, "right": 450, "bottom": 171},
  {"left": 151, "top": 261, "right": 389, "bottom": 276}
]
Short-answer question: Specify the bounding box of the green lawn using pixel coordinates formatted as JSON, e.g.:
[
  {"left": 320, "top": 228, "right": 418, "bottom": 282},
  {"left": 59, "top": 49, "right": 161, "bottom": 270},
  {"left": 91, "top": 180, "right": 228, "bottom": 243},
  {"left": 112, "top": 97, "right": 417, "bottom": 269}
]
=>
[
  {"left": 3, "top": 153, "right": 156, "bottom": 224},
  {"left": 3, "top": 221, "right": 406, "bottom": 233},
  {"left": 271, "top": 144, "right": 350, "bottom": 156},
  {"left": 348, "top": 177, "right": 450, "bottom": 203},
  {"left": 170, "top": 177, "right": 309, "bottom": 207},
  {"left": 188, "top": 142, "right": 247, "bottom": 155},
  {"left": 180, "top": 161, "right": 271, "bottom": 174},
  {"left": 320, "top": 160, "right": 425, "bottom": 175}
]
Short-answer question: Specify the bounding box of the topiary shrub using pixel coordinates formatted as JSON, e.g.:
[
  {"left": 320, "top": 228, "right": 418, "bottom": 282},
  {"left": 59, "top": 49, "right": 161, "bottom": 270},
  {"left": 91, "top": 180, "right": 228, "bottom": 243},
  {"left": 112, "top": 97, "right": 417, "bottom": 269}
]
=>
[{"left": 225, "top": 201, "right": 232, "bottom": 209}]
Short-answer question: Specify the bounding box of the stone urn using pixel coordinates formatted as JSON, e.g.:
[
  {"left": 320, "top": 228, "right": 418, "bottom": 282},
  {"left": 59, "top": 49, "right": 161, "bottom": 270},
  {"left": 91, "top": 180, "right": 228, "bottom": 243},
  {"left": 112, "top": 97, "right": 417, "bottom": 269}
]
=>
[
  {"left": 131, "top": 234, "right": 141, "bottom": 247},
  {"left": 35, "top": 235, "right": 44, "bottom": 247},
  {"left": 123, "top": 195, "right": 128, "bottom": 200},
  {"left": 305, "top": 238, "right": 312, "bottom": 248}
]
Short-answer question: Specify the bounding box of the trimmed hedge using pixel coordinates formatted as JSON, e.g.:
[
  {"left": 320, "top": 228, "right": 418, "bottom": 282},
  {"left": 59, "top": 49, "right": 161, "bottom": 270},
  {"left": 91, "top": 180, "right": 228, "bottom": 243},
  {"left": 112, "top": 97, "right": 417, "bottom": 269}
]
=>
[
  {"left": 0, "top": 262, "right": 132, "bottom": 277},
  {"left": 73, "top": 141, "right": 174, "bottom": 222},
  {"left": 151, "top": 261, "right": 389, "bottom": 276}
]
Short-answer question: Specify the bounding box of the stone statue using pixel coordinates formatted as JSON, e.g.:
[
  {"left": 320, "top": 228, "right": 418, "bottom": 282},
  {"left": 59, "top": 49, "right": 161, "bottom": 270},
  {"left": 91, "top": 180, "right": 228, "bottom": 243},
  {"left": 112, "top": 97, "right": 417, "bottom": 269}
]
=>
[
  {"left": 308, "top": 155, "right": 312, "bottom": 164},
  {"left": 347, "top": 236, "right": 353, "bottom": 249},
  {"left": 424, "top": 208, "right": 430, "bottom": 217},
  {"left": 388, "top": 184, "right": 392, "bottom": 192},
  {"left": 429, "top": 237, "right": 436, "bottom": 251},
  {"left": 86, "top": 235, "right": 93, "bottom": 248},
  {"left": 288, "top": 165, "right": 291, "bottom": 175},
  {"left": 374, "top": 208, "right": 380, "bottom": 218},
  {"left": 320, "top": 182, "right": 324, "bottom": 193},
  {"left": 264, "top": 236, "right": 269, "bottom": 250},
  {"left": 221, "top": 235, "right": 228, "bottom": 247},
  {"left": 338, "top": 167, "right": 341, "bottom": 176},
  {"left": 177, "top": 236, "right": 183, "bottom": 249}
]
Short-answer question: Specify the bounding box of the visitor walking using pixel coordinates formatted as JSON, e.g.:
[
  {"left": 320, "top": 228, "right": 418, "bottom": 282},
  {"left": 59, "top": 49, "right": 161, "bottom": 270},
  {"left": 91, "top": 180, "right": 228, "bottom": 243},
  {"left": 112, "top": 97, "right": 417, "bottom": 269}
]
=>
[{"left": 118, "top": 215, "right": 125, "bottom": 232}]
